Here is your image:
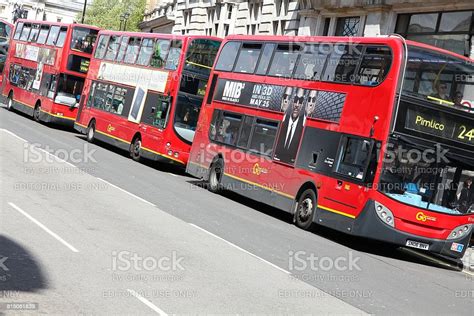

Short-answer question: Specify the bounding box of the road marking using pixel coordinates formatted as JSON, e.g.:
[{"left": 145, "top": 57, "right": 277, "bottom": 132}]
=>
[
  {"left": 0, "top": 128, "right": 27, "bottom": 142},
  {"left": 167, "top": 172, "right": 178, "bottom": 177},
  {"left": 189, "top": 223, "right": 290, "bottom": 275},
  {"left": 96, "top": 177, "right": 156, "bottom": 207},
  {"left": 8, "top": 202, "right": 79, "bottom": 253},
  {"left": 127, "top": 289, "right": 168, "bottom": 315}
]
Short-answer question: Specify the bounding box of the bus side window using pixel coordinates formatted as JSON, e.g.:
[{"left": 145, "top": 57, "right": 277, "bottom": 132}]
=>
[
  {"left": 95, "top": 35, "right": 110, "bottom": 59},
  {"left": 214, "top": 41, "right": 241, "bottom": 72},
  {"left": 255, "top": 43, "right": 276, "bottom": 75},
  {"left": 335, "top": 136, "right": 374, "bottom": 182},
  {"left": 234, "top": 43, "right": 262, "bottom": 74},
  {"left": 249, "top": 119, "right": 279, "bottom": 156},
  {"left": 323, "top": 44, "right": 362, "bottom": 83},
  {"left": 141, "top": 92, "right": 170, "bottom": 128},
  {"left": 267, "top": 44, "right": 301, "bottom": 78},
  {"left": 13, "top": 22, "right": 24, "bottom": 40}
]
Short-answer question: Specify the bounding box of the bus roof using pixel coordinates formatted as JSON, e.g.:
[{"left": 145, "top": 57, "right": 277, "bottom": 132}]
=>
[
  {"left": 16, "top": 19, "right": 101, "bottom": 31},
  {"left": 96, "top": 29, "right": 221, "bottom": 42},
  {"left": 0, "top": 19, "right": 13, "bottom": 28}
]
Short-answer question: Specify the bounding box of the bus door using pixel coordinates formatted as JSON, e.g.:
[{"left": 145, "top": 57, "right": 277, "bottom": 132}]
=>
[{"left": 139, "top": 92, "right": 172, "bottom": 150}]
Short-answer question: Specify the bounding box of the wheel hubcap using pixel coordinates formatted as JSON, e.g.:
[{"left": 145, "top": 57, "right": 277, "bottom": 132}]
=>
[{"left": 134, "top": 140, "right": 141, "bottom": 156}]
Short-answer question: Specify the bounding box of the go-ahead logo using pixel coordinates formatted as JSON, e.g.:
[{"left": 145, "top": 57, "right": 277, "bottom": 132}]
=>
[
  {"left": 252, "top": 163, "right": 268, "bottom": 176},
  {"left": 416, "top": 212, "right": 437, "bottom": 222}
]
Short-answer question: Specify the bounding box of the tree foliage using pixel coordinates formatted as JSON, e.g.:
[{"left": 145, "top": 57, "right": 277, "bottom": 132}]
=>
[{"left": 78, "top": 0, "right": 146, "bottom": 31}]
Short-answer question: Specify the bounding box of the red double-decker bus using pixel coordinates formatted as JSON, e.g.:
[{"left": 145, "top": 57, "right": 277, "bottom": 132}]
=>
[
  {"left": 0, "top": 19, "right": 13, "bottom": 84},
  {"left": 187, "top": 35, "right": 474, "bottom": 259},
  {"left": 2, "top": 19, "right": 100, "bottom": 125},
  {"left": 74, "top": 30, "right": 221, "bottom": 165}
]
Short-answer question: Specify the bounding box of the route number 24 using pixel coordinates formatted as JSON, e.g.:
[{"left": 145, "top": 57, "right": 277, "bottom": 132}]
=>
[{"left": 458, "top": 125, "right": 474, "bottom": 142}]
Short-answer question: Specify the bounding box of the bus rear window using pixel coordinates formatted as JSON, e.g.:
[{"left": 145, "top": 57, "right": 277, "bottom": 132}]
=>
[{"left": 214, "top": 41, "right": 240, "bottom": 72}]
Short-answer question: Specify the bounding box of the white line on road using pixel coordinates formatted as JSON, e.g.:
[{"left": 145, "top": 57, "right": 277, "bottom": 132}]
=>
[
  {"left": 0, "top": 128, "right": 27, "bottom": 142},
  {"left": 8, "top": 202, "right": 79, "bottom": 253},
  {"left": 127, "top": 289, "right": 168, "bottom": 315},
  {"left": 96, "top": 177, "right": 156, "bottom": 207},
  {"left": 167, "top": 172, "right": 178, "bottom": 177},
  {"left": 189, "top": 223, "right": 290, "bottom": 275}
]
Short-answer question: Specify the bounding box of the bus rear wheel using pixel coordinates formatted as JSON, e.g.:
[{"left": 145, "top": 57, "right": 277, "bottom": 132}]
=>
[
  {"left": 294, "top": 189, "right": 317, "bottom": 230},
  {"left": 208, "top": 159, "right": 223, "bottom": 193},
  {"left": 33, "top": 103, "right": 41, "bottom": 122},
  {"left": 130, "top": 137, "right": 142, "bottom": 162},
  {"left": 86, "top": 121, "right": 96, "bottom": 143}
]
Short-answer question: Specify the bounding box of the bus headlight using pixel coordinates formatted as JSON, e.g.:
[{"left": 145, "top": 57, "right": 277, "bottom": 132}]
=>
[
  {"left": 447, "top": 224, "right": 472, "bottom": 240},
  {"left": 374, "top": 201, "right": 394, "bottom": 227}
]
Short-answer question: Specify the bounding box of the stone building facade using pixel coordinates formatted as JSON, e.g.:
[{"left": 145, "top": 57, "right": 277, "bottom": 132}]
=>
[
  {"left": 141, "top": 0, "right": 474, "bottom": 57},
  {"left": 0, "top": 0, "right": 88, "bottom": 24}
]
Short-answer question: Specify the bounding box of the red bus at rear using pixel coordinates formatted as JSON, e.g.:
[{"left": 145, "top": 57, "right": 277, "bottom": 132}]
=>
[{"left": 2, "top": 19, "right": 100, "bottom": 126}]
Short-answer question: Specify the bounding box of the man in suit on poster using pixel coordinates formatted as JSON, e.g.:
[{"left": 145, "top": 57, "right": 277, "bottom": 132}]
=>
[{"left": 274, "top": 87, "right": 305, "bottom": 165}]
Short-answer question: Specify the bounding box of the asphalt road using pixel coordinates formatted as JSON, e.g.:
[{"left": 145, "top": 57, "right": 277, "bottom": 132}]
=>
[{"left": 1, "top": 105, "right": 473, "bottom": 315}]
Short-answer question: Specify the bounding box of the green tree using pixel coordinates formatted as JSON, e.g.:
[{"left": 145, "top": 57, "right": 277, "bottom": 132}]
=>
[{"left": 78, "top": 0, "right": 146, "bottom": 31}]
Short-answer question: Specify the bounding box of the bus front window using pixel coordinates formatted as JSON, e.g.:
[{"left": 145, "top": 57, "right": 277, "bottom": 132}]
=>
[
  {"left": 379, "top": 138, "right": 474, "bottom": 214},
  {"left": 71, "top": 27, "right": 98, "bottom": 54},
  {"left": 173, "top": 75, "right": 207, "bottom": 143},
  {"left": 54, "top": 74, "right": 84, "bottom": 107}
]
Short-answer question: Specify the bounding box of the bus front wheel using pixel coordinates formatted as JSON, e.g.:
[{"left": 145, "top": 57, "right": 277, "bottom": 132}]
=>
[
  {"left": 86, "top": 121, "right": 96, "bottom": 143},
  {"left": 294, "top": 189, "right": 317, "bottom": 230},
  {"left": 208, "top": 159, "right": 223, "bottom": 193}
]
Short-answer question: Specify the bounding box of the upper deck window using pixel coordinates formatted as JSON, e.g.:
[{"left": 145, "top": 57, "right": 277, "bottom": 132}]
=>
[
  {"left": 234, "top": 43, "right": 262, "bottom": 74},
  {"left": 71, "top": 27, "right": 98, "bottom": 54},
  {"left": 13, "top": 22, "right": 23, "bottom": 40},
  {"left": 36, "top": 25, "right": 50, "bottom": 44},
  {"left": 136, "top": 38, "right": 154, "bottom": 66},
  {"left": 214, "top": 41, "right": 240, "bottom": 72},
  {"left": 94, "top": 35, "right": 109, "bottom": 59},
  {"left": 293, "top": 44, "right": 329, "bottom": 81},
  {"left": 403, "top": 46, "right": 473, "bottom": 111},
  {"left": 164, "top": 40, "right": 182, "bottom": 70},
  {"left": 116, "top": 36, "right": 129, "bottom": 62},
  {"left": 46, "top": 25, "right": 60, "bottom": 46},
  {"left": 267, "top": 44, "right": 301, "bottom": 77},
  {"left": 123, "top": 37, "right": 141, "bottom": 64},
  {"left": 355, "top": 46, "right": 392, "bottom": 86},
  {"left": 28, "top": 24, "right": 40, "bottom": 42},
  {"left": 255, "top": 43, "right": 275, "bottom": 75},
  {"left": 150, "top": 39, "right": 170, "bottom": 68},
  {"left": 322, "top": 44, "right": 362, "bottom": 83},
  {"left": 56, "top": 27, "right": 68, "bottom": 48},
  {"left": 19, "top": 24, "right": 31, "bottom": 42},
  {"left": 104, "top": 35, "right": 121, "bottom": 61}
]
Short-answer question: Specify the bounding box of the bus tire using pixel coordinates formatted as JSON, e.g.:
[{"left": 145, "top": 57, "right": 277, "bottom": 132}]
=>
[
  {"left": 86, "top": 120, "right": 96, "bottom": 143},
  {"left": 33, "top": 102, "right": 41, "bottom": 122},
  {"left": 130, "top": 136, "right": 142, "bottom": 162},
  {"left": 7, "top": 92, "right": 14, "bottom": 111},
  {"left": 208, "top": 158, "right": 224, "bottom": 193},
  {"left": 294, "top": 189, "right": 317, "bottom": 230}
]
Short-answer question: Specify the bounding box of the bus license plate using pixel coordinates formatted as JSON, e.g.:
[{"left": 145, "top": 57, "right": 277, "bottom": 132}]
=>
[{"left": 406, "top": 240, "right": 429, "bottom": 250}]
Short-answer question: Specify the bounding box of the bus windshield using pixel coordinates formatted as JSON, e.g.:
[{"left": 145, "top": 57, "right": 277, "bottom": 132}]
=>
[
  {"left": 403, "top": 46, "right": 474, "bottom": 112},
  {"left": 71, "top": 27, "right": 98, "bottom": 54},
  {"left": 184, "top": 39, "right": 221, "bottom": 75},
  {"left": 379, "top": 137, "right": 474, "bottom": 215}
]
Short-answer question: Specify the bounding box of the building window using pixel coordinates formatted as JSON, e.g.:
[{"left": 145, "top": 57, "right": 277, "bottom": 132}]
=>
[
  {"left": 183, "top": 9, "right": 191, "bottom": 27},
  {"left": 395, "top": 10, "right": 473, "bottom": 57},
  {"left": 322, "top": 18, "right": 331, "bottom": 36},
  {"left": 227, "top": 4, "right": 233, "bottom": 19},
  {"left": 335, "top": 16, "right": 360, "bottom": 36}
]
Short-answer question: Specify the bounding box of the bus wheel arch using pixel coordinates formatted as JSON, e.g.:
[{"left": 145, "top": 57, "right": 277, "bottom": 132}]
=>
[
  {"left": 293, "top": 182, "right": 318, "bottom": 231},
  {"left": 33, "top": 100, "right": 41, "bottom": 122},
  {"left": 86, "top": 119, "right": 96, "bottom": 143},
  {"left": 208, "top": 154, "right": 224, "bottom": 193},
  {"left": 130, "top": 133, "right": 142, "bottom": 162}
]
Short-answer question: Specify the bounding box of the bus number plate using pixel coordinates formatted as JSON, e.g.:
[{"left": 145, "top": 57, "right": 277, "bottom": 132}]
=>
[{"left": 406, "top": 240, "right": 429, "bottom": 250}]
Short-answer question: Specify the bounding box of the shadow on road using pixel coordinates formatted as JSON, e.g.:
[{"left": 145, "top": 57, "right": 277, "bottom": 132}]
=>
[
  {"left": 186, "top": 180, "right": 464, "bottom": 271},
  {"left": 0, "top": 235, "right": 48, "bottom": 292}
]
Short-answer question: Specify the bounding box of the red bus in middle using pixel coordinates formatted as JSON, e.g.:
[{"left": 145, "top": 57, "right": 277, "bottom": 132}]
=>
[{"left": 74, "top": 30, "right": 221, "bottom": 166}]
